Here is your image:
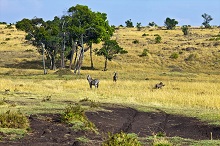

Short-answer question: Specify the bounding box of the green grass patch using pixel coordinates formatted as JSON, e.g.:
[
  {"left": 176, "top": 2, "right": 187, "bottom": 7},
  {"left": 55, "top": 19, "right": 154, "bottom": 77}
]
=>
[
  {"left": 0, "top": 128, "right": 27, "bottom": 140},
  {"left": 102, "top": 132, "right": 141, "bottom": 146},
  {"left": 0, "top": 110, "right": 29, "bottom": 129},
  {"left": 61, "top": 104, "right": 98, "bottom": 134}
]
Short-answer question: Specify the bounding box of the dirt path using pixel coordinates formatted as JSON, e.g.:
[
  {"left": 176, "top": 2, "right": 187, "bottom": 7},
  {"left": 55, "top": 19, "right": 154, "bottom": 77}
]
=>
[{"left": 0, "top": 105, "right": 220, "bottom": 146}]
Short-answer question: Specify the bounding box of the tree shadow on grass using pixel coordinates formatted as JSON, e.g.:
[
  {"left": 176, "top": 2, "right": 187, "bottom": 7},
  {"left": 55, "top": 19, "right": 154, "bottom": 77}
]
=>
[
  {"left": 4, "top": 60, "right": 48, "bottom": 70},
  {"left": 81, "top": 66, "right": 99, "bottom": 70}
]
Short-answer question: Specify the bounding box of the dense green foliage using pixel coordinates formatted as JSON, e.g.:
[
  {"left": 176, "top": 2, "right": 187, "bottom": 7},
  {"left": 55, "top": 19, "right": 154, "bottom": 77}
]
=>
[
  {"left": 102, "top": 132, "right": 141, "bottom": 146},
  {"left": 155, "top": 35, "right": 162, "bottom": 43},
  {"left": 95, "top": 40, "right": 127, "bottom": 71},
  {"left": 15, "top": 4, "right": 114, "bottom": 73},
  {"left": 148, "top": 22, "right": 157, "bottom": 27},
  {"left": 202, "top": 13, "right": 213, "bottom": 28},
  {"left": 125, "top": 19, "right": 134, "bottom": 27},
  {"left": 0, "top": 110, "right": 29, "bottom": 129},
  {"left": 181, "top": 25, "right": 189, "bottom": 35},
  {"left": 136, "top": 22, "right": 142, "bottom": 31},
  {"left": 164, "top": 17, "right": 178, "bottom": 30},
  {"left": 61, "top": 104, "right": 98, "bottom": 133}
]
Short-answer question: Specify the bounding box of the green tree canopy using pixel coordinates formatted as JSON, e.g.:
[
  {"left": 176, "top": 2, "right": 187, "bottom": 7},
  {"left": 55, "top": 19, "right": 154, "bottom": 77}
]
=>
[
  {"left": 95, "top": 40, "right": 127, "bottom": 71},
  {"left": 16, "top": 4, "right": 114, "bottom": 74},
  {"left": 164, "top": 17, "right": 178, "bottom": 30},
  {"left": 65, "top": 4, "right": 114, "bottom": 73},
  {"left": 125, "top": 19, "right": 134, "bottom": 27},
  {"left": 202, "top": 13, "right": 213, "bottom": 28}
]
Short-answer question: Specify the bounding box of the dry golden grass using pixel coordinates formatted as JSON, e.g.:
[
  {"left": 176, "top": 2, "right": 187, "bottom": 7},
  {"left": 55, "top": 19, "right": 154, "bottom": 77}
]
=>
[{"left": 0, "top": 24, "right": 220, "bottom": 125}]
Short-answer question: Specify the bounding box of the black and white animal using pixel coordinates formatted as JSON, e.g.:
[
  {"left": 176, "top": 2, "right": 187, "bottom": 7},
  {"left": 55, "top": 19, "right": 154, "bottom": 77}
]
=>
[
  {"left": 87, "top": 75, "right": 99, "bottom": 88},
  {"left": 113, "top": 72, "right": 118, "bottom": 82},
  {"left": 155, "top": 82, "right": 165, "bottom": 89}
]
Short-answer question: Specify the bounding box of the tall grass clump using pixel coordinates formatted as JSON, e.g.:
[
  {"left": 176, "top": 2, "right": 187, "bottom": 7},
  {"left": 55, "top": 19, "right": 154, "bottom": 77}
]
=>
[
  {"left": 140, "top": 48, "right": 149, "bottom": 57},
  {"left": 61, "top": 104, "right": 98, "bottom": 133},
  {"left": 152, "top": 134, "right": 172, "bottom": 146},
  {"left": 102, "top": 131, "right": 141, "bottom": 146},
  {"left": 169, "top": 52, "right": 179, "bottom": 59},
  {"left": 0, "top": 110, "right": 29, "bottom": 129}
]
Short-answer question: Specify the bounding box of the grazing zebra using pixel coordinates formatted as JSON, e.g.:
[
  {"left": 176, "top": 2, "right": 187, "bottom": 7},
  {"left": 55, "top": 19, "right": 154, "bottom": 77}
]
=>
[
  {"left": 155, "top": 82, "right": 165, "bottom": 89},
  {"left": 113, "top": 72, "right": 118, "bottom": 82},
  {"left": 87, "top": 75, "right": 99, "bottom": 88}
]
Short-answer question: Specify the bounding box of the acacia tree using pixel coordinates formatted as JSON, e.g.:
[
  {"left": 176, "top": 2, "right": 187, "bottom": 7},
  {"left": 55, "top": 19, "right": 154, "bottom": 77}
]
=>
[
  {"left": 148, "top": 22, "right": 157, "bottom": 27},
  {"left": 66, "top": 5, "right": 92, "bottom": 74},
  {"left": 136, "top": 22, "right": 141, "bottom": 31},
  {"left": 125, "top": 19, "right": 134, "bottom": 27},
  {"left": 202, "top": 13, "right": 213, "bottom": 28},
  {"left": 65, "top": 5, "right": 114, "bottom": 73},
  {"left": 95, "top": 40, "right": 128, "bottom": 71},
  {"left": 16, "top": 17, "right": 62, "bottom": 72},
  {"left": 164, "top": 17, "right": 178, "bottom": 30},
  {"left": 16, "top": 5, "right": 114, "bottom": 74},
  {"left": 84, "top": 12, "right": 114, "bottom": 69}
]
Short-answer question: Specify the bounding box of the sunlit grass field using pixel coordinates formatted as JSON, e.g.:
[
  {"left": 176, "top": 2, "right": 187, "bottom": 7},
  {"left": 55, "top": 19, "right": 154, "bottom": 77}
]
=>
[{"left": 0, "top": 24, "right": 220, "bottom": 127}]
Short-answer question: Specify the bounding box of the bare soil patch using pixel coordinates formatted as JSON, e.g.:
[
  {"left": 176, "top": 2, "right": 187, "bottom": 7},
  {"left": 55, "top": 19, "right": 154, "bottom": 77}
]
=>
[{"left": 0, "top": 105, "right": 220, "bottom": 146}]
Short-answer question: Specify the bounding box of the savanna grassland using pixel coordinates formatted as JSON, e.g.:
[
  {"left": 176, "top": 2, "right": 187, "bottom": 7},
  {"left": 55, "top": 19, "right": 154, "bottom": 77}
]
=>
[{"left": 1, "top": 24, "right": 220, "bottom": 145}]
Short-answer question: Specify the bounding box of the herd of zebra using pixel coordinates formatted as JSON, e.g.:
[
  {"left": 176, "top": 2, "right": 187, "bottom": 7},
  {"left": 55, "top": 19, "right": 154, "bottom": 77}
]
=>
[{"left": 87, "top": 72, "right": 165, "bottom": 89}]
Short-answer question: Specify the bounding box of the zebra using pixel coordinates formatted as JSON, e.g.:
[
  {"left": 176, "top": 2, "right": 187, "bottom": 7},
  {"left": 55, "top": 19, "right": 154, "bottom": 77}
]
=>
[
  {"left": 113, "top": 72, "right": 118, "bottom": 82},
  {"left": 155, "top": 82, "right": 165, "bottom": 89},
  {"left": 87, "top": 75, "right": 99, "bottom": 88}
]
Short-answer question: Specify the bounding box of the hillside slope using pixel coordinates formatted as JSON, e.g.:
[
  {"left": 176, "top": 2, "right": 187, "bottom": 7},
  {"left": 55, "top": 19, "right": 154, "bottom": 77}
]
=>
[
  {"left": 1, "top": 24, "right": 220, "bottom": 74},
  {"left": 112, "top": 27, "right": 220, "bottom": 73}
]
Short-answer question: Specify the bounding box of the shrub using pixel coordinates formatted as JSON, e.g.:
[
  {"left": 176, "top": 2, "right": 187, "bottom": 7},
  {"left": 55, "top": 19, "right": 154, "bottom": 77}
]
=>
[
  {"left": 149, "top": 22, "right": 157, "bottom": 27},
  {"left": 185, "top": 54, "right": 197, "bottom": 61},
  {"left": 136, "top": 22, "right": 142, "bottom": 31},
  {"left": 132, "top": 40, "right": 139, "bottom": 44},
  {"left": 140, "top": 49, "right": 149, "bottom": 57},
  {"left": 102, "top": 131, "right": 141, "bottom": 146},
  {"left": 142, "top": 33, "right": 149, "bottom": 36},
  {"left": 61, "top": 104, "right": 98, "bottom": 133},
  {"left": 0, "top": 110, "right": 29, "bottom": 129},
  {"left": 125, "top": 19, "right": 134, "bottom": 28},
  {"left": 153, "top": 133, "right": 172, "bottom": 146},
  {"left": 181, "top": 25, "right": 189, "bottom": 35},
  {"left": 170, "top": 52, "right": 179, "bottom": 59},
  {"left": 155, "top": 35, "right": 162, "bottom": 43},
  {"left": 5, "top": 24, "right": 13, "bottom": 29}
]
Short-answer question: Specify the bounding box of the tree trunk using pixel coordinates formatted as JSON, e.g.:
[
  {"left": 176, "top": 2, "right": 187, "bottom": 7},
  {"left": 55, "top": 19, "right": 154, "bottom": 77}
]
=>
[
  {"left": 89, "top": 43, "right": 94, "bottom": 69},
  {"left": 69, "top": 40, "right": 76, "bottom": 69},
  {"left": 104, "top": 57, "right": 108, "bottom": 71},
  {"left": 41, "top": 43, "right": 47, "bottom": 74},
  {"left": 61, "top": 32, "right": 65, "bottom": 68},
  {"left": 51, "top": 54, "right": 56, "bottom": 70},
  {"left": 74, "top": 34, "right": 84, "bottom": 74}
]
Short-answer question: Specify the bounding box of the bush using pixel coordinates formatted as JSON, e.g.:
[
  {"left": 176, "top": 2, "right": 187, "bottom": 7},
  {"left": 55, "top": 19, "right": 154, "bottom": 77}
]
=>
[
  {"left": 142, "top": 33, "right": 149, "bottom": 36},
  {"left": 164, "top": 17, "right": 178, "bottom": 30},
  {"left": 181, "top": 25, "right": 189, "bottom": 35},
  {"left": 132, "top": 39, "right": 139, "bottom": 44},
  {"left": 125, "top": 19, "right": 134, "bottom": 28},
  {"left": 102, "top": 131, "right": 141, "bottom": 146},
  {"left": 61, "top": 104, "right": 98, "bottom": 133},
  {"left": 153, "top": 133, "right": 172, "bottom": 146},
  {"left": 140, "top": 49, "right": 149, "bottom": 57},
  {"left": 0, "top": 110, "right": 29, "bottom": 129},
  {"left": 155, "top": 35, "right": 162, "bottom": 43},
  {"left": 136, "top": 22, "right": 142, "bottom": 31},
  {"left": 170, "top": 52, "right": 179, "bottom": 59}
]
